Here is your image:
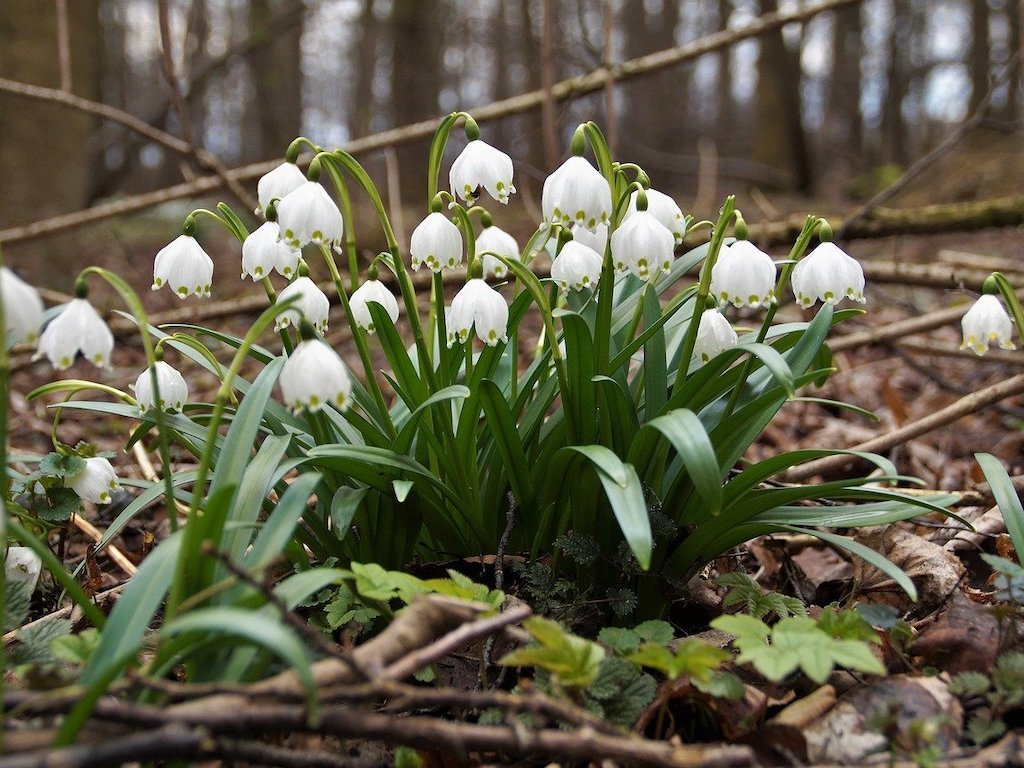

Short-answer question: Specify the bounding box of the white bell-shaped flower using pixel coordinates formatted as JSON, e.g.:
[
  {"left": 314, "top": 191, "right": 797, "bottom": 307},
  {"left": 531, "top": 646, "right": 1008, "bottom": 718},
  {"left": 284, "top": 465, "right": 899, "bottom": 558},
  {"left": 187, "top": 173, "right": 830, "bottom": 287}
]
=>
[
  {"left": 450, "top": 139, "right": 516, "bottom": 205},
  {"left": 280, "top": 339, "right": 352, "bottom": 413},
  {"left": 0, "top": 267, "right": 44, "bottom": 346},
  {"left": 710, "top": 240, "right": 777, "bottom": 309},
  {"left": 692, "top": 308, "right": 739, "bottom": 363},
  {"left": 349, "top": 279, "right": 400, "bottom": 334},
  {"left": 275, "top": 276, "right": 331, "bottom": 333},
  {"left": 960, "top": 294, "right": 1016, "bottom": 355},
  {"left": 66, "top": 456, "right": 122, "bottom": 505},
  {"left": 35, "top": 298, "right": 114, "bottom": 370},
  {"left": 277, "top": 181, "right": 345, "bottom": 251},
  {"left": 571, "top": 222, "right": 608, "bottom": 256},
  {"left": 476, "top": 225, "right": 520, "bottom": 278},
  {"left": 447, "top": 279, "right": 508, "bottom": 347},
  {"left": 242, "top": 221, "right": 300, "bottom": 280},
  {"left": 791, "top": 242, "right": 866, "bottom": 308},
  {"left": 257, "top": 160, "right": 307, "bottom": 214},
  {"left": 550, "top": 241, "right": 603, "bottom": 293},
  {"left": 4, "top": 544, "right": 41, "bottom": 593},
  {"left": 611, "top": 210, "right": 675, "bottom": 281},
  {"left": 4, "top": 546, "right": 42, "bottom": 592},
  {"left": 624, "top": 188, "right": 687, "bottom": 244},
  {"left": 153, "top": 235, "right": 214, "bottom": 299},
  {"left": 132, "top": 360, "right": 189, "bottom": 413},
  {"left": 410, "top": 212, "right": 463, "bottom": 272},
  {"left": 542, "top": 156, "right": 612, "bottom": 232}
]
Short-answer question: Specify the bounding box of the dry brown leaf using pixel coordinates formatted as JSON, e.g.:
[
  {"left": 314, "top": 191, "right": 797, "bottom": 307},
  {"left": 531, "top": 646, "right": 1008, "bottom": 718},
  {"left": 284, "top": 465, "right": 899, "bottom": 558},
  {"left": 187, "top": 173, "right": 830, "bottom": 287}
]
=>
[{"left": 910, "top": 590, "right": 1001, "bottom": 673}]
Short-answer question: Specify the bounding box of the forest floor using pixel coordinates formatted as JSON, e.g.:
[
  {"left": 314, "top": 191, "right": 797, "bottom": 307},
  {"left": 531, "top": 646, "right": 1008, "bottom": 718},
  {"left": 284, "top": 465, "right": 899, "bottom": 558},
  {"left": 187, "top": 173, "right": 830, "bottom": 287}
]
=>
[{"left": 4, "top": 124, "right": 1024, "bottom": 766}]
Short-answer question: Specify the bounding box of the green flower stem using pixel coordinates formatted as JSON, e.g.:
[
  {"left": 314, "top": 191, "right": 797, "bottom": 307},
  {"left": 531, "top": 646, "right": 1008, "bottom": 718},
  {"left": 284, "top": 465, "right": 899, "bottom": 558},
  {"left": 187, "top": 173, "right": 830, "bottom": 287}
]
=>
[
  {"left": 315, "top": 244, "right": 395, "bottom": 437},
  {"left": 432, "top": 272, "right": 450, "bottom": 386},
  {"left": 672, "top": 196, "right": 737, "bottom": 396},
  {"left": 322, "top": 151, "right": 437, "bottom": 392},
  {"left": 165, "top": 298, "right": 297, "bottom": 620},
  {"left": 989, "top": 272, "right": 1024, "bottom": 340},
  {"left": 722, "top": 215, "right": 822, "bottom": 419},
  {"left": 320, "top": 158, "right": 361, "bottom": 288},
  {"left": 214, "top": 203, "right": 251, "bottom": 243},
  {"left": 426, "top": 111, "right": 475, "bottom": 204},
  {"left": 81, "top": 267, "right": 178, "bottom": 534},
  {"left": 188, "top": 208, "right": 242, "bottom": 243}
]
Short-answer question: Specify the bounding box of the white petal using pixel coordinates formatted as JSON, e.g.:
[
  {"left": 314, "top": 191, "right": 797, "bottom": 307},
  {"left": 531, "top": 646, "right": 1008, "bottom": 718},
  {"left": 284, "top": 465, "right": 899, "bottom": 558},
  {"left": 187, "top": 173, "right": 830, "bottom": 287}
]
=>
[
  {"left": 257, "top": 161, "right": 307, "bottom": 213},
  {"left": 35, "top": 299, "right": 114, "bottom": 370},
  {"left": 0, "top": 267, "right": 44, "bottom": 345},
  {"left": 791, "top": 242, "right": 865, "bottom": 307},
  {"left": 710, "top": 241, "right": 777, "bottom": 308},
  {"left": 280, "top": 340, "right": 352, "bottom": 413},
  {"left": 276, "top": 277, "right": 331, "bottom": 333},
  {"left": 133, "top": 361, "right": 189, "bottom": 412},
  {"left": 624, "top": 188, "right": 687, "bottom": 243},
  {"left": 277, "top": 182, "right": 344, "bottom": 250},
  {"left": 66, "top": 457, "right": 121, "bottom": 505},
  {"left": 350, "top": 279, "right": 400, "bottom": 333},
  {"left": 476, "top": 225, "right": 520, "bottom": 278},
  {"left": 542, "top": 156, "right": 612, "bottom": 232},
  {"left": 693, "top": 308, "right": 739, "bottom": 363},
  {"left": 550, "top": 241, "right": 603, "bottom": 292},
  {"left": 242, "top": 222, "right": 299, "bottom": 281},
  {"left": 4, "top": 547, "right": 42, "bottom": 592},
  {"left": 410, "top": 212, "right": 463, "bottom": 272},
  {"left": 153, "top": 235, "right": 214, "bottom": 298},
  {"left": 610, "top": 210, "right": 675, "bottom": 280},
  {"left": 450, "top": 140, "right": 516, "bottom": 204},
  {"left": 448, "top": 279, "right": 508, "bottom": 346},
  {"left": 960, "top": 294, "right": 1016, "bottom": 355}
]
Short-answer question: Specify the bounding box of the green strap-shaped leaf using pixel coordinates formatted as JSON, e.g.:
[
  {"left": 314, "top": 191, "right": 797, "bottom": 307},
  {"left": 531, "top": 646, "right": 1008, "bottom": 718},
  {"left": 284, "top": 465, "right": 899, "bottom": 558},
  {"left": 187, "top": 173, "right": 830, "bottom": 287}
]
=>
[
  {"left": 645, "top": 409, "right": 722, "bottom": 516},
  {"left": 977, "top": 452, "right": 1024, "bottom": 557},
  {"left": 642, "top": 285, "right": 668, "bottom": 420},
  {"left": 244, "top": 472, "right": 324, "bottom": 570},
  {"left": 479, "top": 379, "right": 534, "bottom": 506},
  {"left": 564, "top": 445, "right": 651, "bottom": 569}
]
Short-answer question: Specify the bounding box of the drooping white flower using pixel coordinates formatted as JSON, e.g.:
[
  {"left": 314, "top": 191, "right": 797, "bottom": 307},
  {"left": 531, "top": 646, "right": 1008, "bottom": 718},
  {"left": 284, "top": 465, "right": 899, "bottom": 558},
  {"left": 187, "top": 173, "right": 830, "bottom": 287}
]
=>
[
  {"left": 791, "top": 242, "right": 866, "bottom": 308},
  {"left": 349, "top": 279, "right": 400, "bottom": 333},
  {"left": 66, "top": 456, "right": 121, "bottom": 505},
  {"left": 692, "top": 308, "right": 739, "bottom": 363},
  {"left": 35, "top": 298, "right": 114, "bottom": 370},
  {"left": 280, "top": 339, "right": 352, "bottom": 413},
  {"left": 242, "top": 221, "right": 300, "bottom": 280},
  {"left": 710, "top": 240, "right": 777, "bottom": 309},
  {"left": 276, "top": 181, "right": 344, "bottom": 251},
  {"left": 960, "top": 294, "right": 1016, "bottom": 355},
  {"left": 0, "top": 267, "right": 44, "bottom": 346},
  {"left": 450, "top": 139, "right": 516, "bottom": 204},
  {"left": 571, "top": 222, "right": 608, "bottom": 256},
  {"left": 257, "top": 160, "right": 307, "bottom": 214},
  {"left": 550, "top": 241, "right": 603, "bottom": 293},
  {"left": 624, "top": 188, "right": 687, "bottom": 244},
  {"left": 275, "top": 276, "right": 331, "bottom": 333},
  {"left": 542, "top": 156, "right": 612, "bottom": 232},
  {"left": 132, "top": 361, "right": 189, "bottom": 413},
  {"left": 447, "top": 279, "right": 508, "bottom": 347},
  {"left": 611, "top": 210, "right": 675, "bottom": 281},
  {"left": 4, "top": 547, "right": 42, "bottom": 592},
  {"left": 410, "top": 212, "right": 463, "bottom": 272},
  {"left": 152, "top": 235, "right": 214, "bottom": 299},
  {"left": 476, "top": 225, "right": 520, "bottom": 278}
]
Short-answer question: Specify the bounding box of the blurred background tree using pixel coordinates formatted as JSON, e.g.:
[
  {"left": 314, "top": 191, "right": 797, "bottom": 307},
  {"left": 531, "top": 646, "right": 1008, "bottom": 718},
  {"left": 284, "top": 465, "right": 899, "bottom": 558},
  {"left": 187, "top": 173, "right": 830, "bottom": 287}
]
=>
[{"left": 1, "top": 0, "right": 1020, "bottom": 284}]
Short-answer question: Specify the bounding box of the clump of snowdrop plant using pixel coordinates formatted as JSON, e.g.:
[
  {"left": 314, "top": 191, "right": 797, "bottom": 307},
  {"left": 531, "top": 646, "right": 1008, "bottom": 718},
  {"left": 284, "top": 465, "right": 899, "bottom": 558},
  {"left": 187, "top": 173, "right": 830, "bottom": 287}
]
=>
[{"left": 7, "top": 110, "right": 973, "bottom": 685}]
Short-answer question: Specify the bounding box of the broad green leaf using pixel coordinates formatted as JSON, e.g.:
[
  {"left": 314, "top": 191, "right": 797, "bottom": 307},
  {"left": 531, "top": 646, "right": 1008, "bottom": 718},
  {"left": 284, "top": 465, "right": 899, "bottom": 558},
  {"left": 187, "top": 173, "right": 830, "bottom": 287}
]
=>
[
  {"left": 499, "top": 616, "right": 605, "bottom": 689},
  {"left": 645, "top": 409, "right": 722, "bottom": 515},
  {"left": 244, "top": 472, "right": 323, "bottom": 569},
  {"left": 564, "top": 446, "right": 651, "bottom": 569},
  {"left": 478, "top": 379, "right": 533, "bottom": 506},
  {"left": 642, "top": 284, "right": 668, "bottom": 420},
  {"left": 330, "top": 486, "right": 369, "bottom": 537}
]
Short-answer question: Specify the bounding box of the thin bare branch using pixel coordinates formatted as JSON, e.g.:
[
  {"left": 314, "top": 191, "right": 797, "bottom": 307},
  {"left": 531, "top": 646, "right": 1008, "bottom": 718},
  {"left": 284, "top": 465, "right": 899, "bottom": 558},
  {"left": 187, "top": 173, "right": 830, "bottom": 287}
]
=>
[{"left": 55, "top": 0, "right": 72, "bottom": 92}]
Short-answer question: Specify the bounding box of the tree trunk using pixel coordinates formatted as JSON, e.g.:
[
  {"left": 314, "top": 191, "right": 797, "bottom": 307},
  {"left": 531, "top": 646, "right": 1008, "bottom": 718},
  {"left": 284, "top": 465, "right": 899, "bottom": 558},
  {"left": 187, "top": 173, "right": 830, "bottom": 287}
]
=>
[
  {"left": 826, "top": 3, "right": 863, "bottom": 162},
  {"left": 970, "top": 0, "right": 991, "bottom": 114},
  {"left": 389, "top": 0, "right": 444, "bottom": 205},
  {"left": 348, "top": 0, "right": 380, "bottom": 139},
  {"left": 0, "top": 0, "right": 102, "bottom": 281},
  {"left": 249, "top": 0, "right": 304, "bottom": 160},
  {"left": 751, "top": 0, "right": 812, "bottom": 192}
]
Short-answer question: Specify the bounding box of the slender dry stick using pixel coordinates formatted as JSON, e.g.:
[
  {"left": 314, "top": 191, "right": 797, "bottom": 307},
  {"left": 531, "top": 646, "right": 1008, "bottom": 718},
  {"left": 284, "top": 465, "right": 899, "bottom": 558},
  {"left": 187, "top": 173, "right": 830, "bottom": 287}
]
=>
[
  {"left": 380, "top": 603, "right": 532, "bottom": 682},
  {"left": 785, "top": 372, "right": 1024, "bottom": 482}
]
